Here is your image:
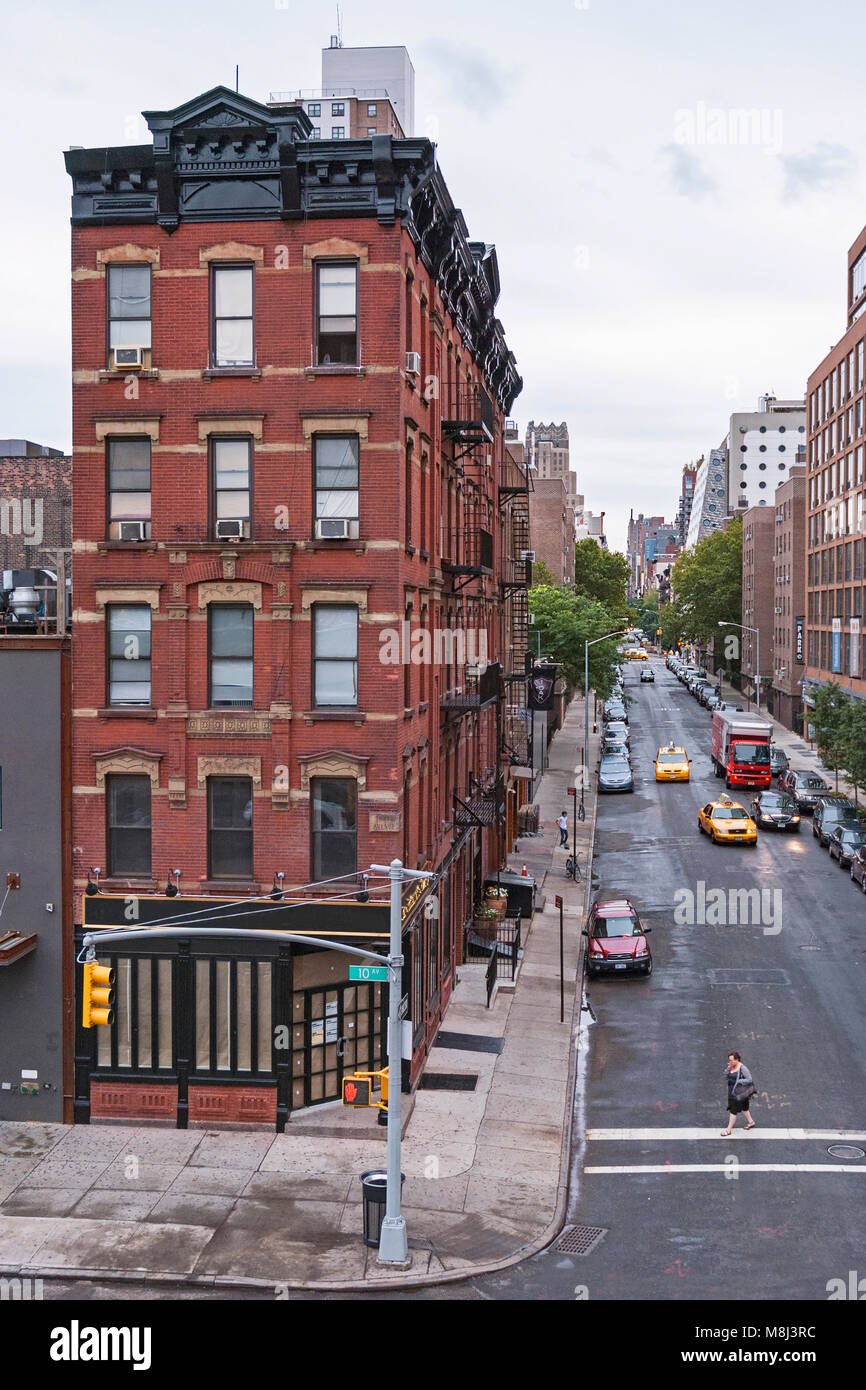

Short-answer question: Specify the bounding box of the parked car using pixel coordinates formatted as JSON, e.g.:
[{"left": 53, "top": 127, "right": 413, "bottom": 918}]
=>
[
  {"left": 705, "top": 692, "right": 721, "bottom": 712},
  {"left": 598, "top": 755, "right": 634, "bottom": 793},
  {"left": 640, "top": 667, "right": 655, "bottom": 682},
  {"left": 850, "top": 846, "right": 866, "bottom": 892},
  {"left": 695, "top": 682, "right": 715, "bottom": 705},
  {"left": 604, "top": 702, "right": 628, "bottom": 724},
  {"left": 778, "top": 770, "right": 830, "bottom": 813},
  {"left": 583, "top": 898, "right": 652, "bottom": 977},
  {"left": 828, "top": 824, "right": 866, "bottom": 867},
  {"left": 604, "top": 720, "right": 630, "bottom": 746},
  {"left": 603, "top": 738, "right": 630, "bottom": 761},
  {"left": 750, "top": 790, "right": 800, "bottom": 832},
  {"left": 812, "top": 796, "right": 861, "bottom": 847},
  {"left": 769, "top": 746, "right": 789, "bottom": 778}
]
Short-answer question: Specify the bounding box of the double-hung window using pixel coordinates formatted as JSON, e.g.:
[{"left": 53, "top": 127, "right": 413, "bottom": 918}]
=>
[
  {"left": 107, "top": 264, "right": 151, "bottom": 359},
  {"left": 313, "top": 605, "right": 358, "bottom": 706},
  {"left": 108, "top": 606, "right": 152, "bottom": 705},
  {"left": 209, "top": 604, "right": 254, "bottom": 707},
  {"left": 107, "top": 438, "right": 151, "bottom": 539},
  {"left": 315, "top": 262, "right": 358, "bottom": 365},
  {"left": 212, "top": 265, "right": 254, "bottom": 367},
  {"left": 331, "top": 102, "right": 345, "bottom": 116},
  {"left": 107, "top": 774, "right": 152, "bottom": 877},
  {"left": 208, "top": 778, "right": 253, "bottom": 879},
  {"left": 308, "top": 102, "right": 321, "bottom": 117},
  {"left": 212, "top": 438, "right": 252, "bottom": 539},
  {"left": 314, "top": 436, "right": 359, "bottom": 538},
  {"left": 311, "top": 778, "right": 357, "bottom": 881}
]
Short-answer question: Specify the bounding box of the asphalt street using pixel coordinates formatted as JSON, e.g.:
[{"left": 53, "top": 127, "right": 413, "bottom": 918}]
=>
[{"left": 311, "top": 654, "right": 866, "bottom": 1302}]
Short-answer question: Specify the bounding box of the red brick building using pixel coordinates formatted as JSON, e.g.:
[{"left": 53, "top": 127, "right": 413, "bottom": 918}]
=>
[
  {"left": 806, "top": 224, "right": 866, "bottom": 711},
  {"left": 65, "top": 87, "right": 522, "bottom": 1128}
]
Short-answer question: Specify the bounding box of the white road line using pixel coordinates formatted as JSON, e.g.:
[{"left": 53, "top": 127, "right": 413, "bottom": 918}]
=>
[
  {"left": 586, "top": 1128, "right": 866, "bottom": 1141},
  {"left": 586, "top": 1164, "right": 866, "bottom": 1175}
]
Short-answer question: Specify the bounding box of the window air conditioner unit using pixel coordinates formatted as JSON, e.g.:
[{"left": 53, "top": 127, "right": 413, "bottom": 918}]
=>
[
  {"left": 216, "top": 519, "right": 244, "bottom": 540},
  {"left": 113, "top": 347, "right": 144, "bottom": 368},
  {"left": 119, "top": 520, "right": 147, "bottom": 542},
  {"left": 316, "top": 517, "right": 351, "bottom": 539},
  {"left": 406, "top": 351, "right": 421, "bottom": 375},
  {"left": 521, "top": 550, "right": 536, "bottom": 562}
]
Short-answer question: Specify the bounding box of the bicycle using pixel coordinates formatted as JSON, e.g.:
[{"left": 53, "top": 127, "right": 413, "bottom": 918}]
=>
[{"left": 565, "top": 854, "right": 583, "bottom": 881}]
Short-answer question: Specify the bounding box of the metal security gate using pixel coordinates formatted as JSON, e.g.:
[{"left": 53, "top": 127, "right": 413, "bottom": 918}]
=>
[{"left": 291, "top": 982, "right": 386, "bottom": 1109}]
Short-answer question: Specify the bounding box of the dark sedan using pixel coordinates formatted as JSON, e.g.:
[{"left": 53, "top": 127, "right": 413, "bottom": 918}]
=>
[
  {"left": 598, "top": 756, "right": 634, "bottom": 793},
  {"left": 850, "top": 846, "right": 866, "bottom": 892},
  {"left": 640, "top": 668, "right": 655, "bottom": 683},
  {"left": 604, "top": 720, "right": 630, "bottom": 747},
  {"left": 812, "top": 796, "right": 861, "bottom": 847},
  {"left": 603, "top": 703, "right": 628, "bottom": 724},
  {"left": 769, "top": 746, "right": 789, "bottom": 778},
  {"left": 750, "top": 790, "right": 801, "bottom": 832},
  {"left": 828, "top": 825, "right": 866, "bottom": 867},
  {"left": 778, "top": 770, "right": 830, "bottom": 812}
]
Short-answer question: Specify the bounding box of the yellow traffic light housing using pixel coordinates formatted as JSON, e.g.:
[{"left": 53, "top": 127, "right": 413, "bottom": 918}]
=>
[{"left": 82, "top": 961, "right": 116, "bottom": 1028}]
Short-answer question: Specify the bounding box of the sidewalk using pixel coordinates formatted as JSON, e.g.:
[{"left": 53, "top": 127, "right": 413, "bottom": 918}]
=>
[{"left": 0, "top": 697, "right": 599, "bottom": 1293}]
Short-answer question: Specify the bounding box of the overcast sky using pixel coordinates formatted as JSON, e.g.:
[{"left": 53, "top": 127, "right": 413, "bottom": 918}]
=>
[{"left": 2, "top": 0, "right": 864, "bottom": 552}]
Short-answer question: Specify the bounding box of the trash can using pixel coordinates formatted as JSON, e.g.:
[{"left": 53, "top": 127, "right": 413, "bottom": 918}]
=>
[{"left": 359, "top": 1169, "right": 405, "bottom": 1247}]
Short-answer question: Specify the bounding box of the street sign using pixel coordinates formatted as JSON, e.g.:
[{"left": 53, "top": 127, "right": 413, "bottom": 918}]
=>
[
  {"left": 555, "top": 895, "right": 563, "bottom": 909},
  {"left": 349, "top": 964, "right": 389, "bottom": 982},
  {"left": 397, "top": 994, "right": 409, "bottom": 1021}
]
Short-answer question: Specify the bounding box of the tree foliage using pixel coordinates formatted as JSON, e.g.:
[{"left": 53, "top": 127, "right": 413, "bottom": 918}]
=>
[
  {"left": 670, "top": 517, "right": 743, "bottom": 647},
  {"left": 528, "top": 585, "right": 624, "bottom": 699},
  {"left": 573, "top": 541, "right": 630, "bottom": 619}
]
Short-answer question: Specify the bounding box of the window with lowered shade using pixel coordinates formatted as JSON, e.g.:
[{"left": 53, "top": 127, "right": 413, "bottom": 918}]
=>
[
  {"left": 212, "top": 265, "right": 254, "bottom": 367},
  {"left": 313, "top": 605, "right": 358, "bottom": 706},
  {"left": 209, "top": 604, "right": 254, "bottom": 707}
]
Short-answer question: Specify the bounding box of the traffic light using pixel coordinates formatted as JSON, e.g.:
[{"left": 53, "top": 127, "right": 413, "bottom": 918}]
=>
[
  {"left": 342, "top": 1076, "right": 372, "bottom": 1107},
  {"left": 82, "top": 961, "right": 115, "bottom": 1028}
]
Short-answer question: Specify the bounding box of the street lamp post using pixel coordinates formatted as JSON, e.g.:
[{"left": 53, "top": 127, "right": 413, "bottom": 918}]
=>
[
  {"left": 370, "top": 858, "right": 431, "bottom": 1265},
  {"left": 718, "top": 620, "right": 760, "bottom": 711},
  {"left": 584, "top": 629, "right": 630, "bottom": 811}
]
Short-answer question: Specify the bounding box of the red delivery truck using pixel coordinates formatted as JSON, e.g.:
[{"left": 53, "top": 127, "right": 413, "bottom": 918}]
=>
[{"left": 711, "top": 709, "right": 772, "bottom": 789}]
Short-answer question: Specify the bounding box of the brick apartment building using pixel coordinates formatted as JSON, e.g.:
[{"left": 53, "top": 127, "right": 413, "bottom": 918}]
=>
[
  {"left": 64, "top": 85, "right": 522, "bottom": 1129},
  {"left": 528, "top": 477, "right": 575, "bottom": 585},
  {"left": 806, "top": 224, "right": 866, "bottom": 712},
  {"left": 741, "top": 505, "right": 775, "bottom": 707},
  {"left": 771, "top": 466, "right": 806, "bottom": 731}
]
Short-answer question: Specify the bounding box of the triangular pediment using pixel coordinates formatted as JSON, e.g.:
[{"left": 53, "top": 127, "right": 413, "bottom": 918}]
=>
[{"left": 143, "top": 86, "right": 308, "bottom": 140}]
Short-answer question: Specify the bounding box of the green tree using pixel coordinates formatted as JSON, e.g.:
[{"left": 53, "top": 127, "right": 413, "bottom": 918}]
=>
[
  {"left": 528, "top": 557, "right": 557, "bottom": 589},
  {"left": 812, "top": 682, "right": 851, "bottom": 794},
  {"left": 842, "top": 699, "right": 866, "bottom": 806},
  {"left": 671, "top": 516, "right": 742, "bottom": 649},
  {"left": 528, "top": 585, "right": 623, "bottom": 698},
  {"left": 573, "top": 541, "right": 630, "bottom": 618}
]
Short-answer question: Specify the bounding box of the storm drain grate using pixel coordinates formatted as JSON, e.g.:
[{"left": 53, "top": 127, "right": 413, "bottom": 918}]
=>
[
  {"left": 553, "top": 1224, "right": 608, "bottom": 1256},
  {"left": 827, "top": 1144, "right": 866, "bottom": 1160},
  {"left": 418, "top": 1072, "right": 478, "bottom": 1091},
  {"left": 434, "top": 1031, "right": 505, "bottom": 1054}
]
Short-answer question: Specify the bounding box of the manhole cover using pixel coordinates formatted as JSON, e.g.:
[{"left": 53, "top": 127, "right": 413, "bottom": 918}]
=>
[
  {"left": 553, "top": 1225, "right": 607, "bottom": 1256},
  {"left": 827, "top": 1145, "right": 866, "bottom": 1160}
]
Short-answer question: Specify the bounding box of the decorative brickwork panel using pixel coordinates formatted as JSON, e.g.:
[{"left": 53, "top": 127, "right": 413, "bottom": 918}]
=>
[
  {"left": 90, "top": 1080, "right": 177, "bottom": 1121},
  {"left": 188, "top": 1084, "right": 277, "bottom": 1125}
]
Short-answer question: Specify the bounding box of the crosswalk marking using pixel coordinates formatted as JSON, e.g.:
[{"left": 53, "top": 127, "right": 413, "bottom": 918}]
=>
[
  {"left": 586, "top": 1163, "right": 866, "bottom": 1175},
  {"left": 586, "top": 1127, "right": 866, "bottom": 1141}
]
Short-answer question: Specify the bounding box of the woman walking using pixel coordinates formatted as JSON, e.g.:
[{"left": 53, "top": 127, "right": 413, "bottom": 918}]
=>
[{"left": 721, "top": 1051, "right": 757, "bottom": 1135}]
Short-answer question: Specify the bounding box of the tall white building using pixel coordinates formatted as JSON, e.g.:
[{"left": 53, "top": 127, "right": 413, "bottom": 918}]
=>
[
  {"left": 728, "top": 396, "right": 806, "bottom": 512},
  {"left": 321, "top": 39, "right": 415, "bottom": 135},
  {"left": 686, "top": 448, "right": 728, "bottom": 548}
]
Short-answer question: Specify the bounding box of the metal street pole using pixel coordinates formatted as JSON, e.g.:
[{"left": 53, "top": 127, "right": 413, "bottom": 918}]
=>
[
  {"left": 375, "top": 858, "right": 408, "bottom": 1264},
  {"left": 556, "top": 894, "right": 564, "bottom": 1024},
  {"left": 583, "top": 629, "right": 629, "bottom": 798}
]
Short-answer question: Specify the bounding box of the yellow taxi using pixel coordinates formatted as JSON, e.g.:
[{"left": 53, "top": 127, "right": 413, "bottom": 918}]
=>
[
  {"left": 697, "top": 796, "right": 758, "bottom": 847},
  {"left": 655, "top": 744, "right": 690, "bottom": 782},
  {"left": 624, "top": 647, "right": 649, "bottom": 660}
]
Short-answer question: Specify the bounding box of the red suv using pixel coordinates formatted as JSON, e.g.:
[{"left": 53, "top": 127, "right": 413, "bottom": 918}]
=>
[{"left": 583, "top": 898, "right": 653, "bottom": 977}]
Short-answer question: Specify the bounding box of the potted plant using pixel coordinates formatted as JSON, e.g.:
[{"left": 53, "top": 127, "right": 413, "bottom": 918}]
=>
[
  {"left": 473, "top": 902, "right": 501, "bottom": 940},
  {"left": 484, "top": 886, "right": 508, "bottom": 917}
]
